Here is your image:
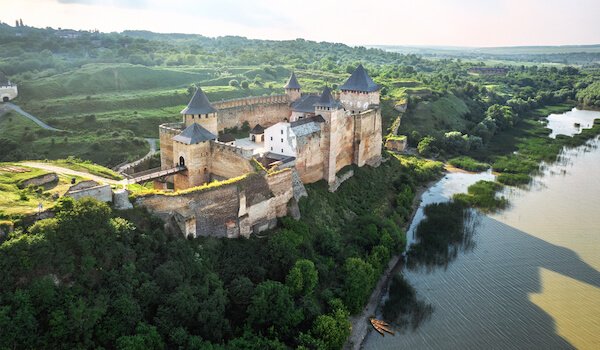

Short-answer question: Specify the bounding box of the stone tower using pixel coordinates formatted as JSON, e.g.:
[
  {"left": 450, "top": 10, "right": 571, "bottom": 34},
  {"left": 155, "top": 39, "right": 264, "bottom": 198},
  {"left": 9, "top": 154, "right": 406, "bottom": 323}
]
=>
[
  {"left": 314, "top": 87, "right": 344, "bottom": 184},
  {"left": 172, "top": 123, "right": 216, "bottom": 189},
  {"left": 181, "top": 87, "right": 218, "bottom": 135},
  {"left": 339, "top": 64, "right": 380, "bottom": 113},
  {"left": 284, "top": 72, "right": 302, "bottom": 102}
]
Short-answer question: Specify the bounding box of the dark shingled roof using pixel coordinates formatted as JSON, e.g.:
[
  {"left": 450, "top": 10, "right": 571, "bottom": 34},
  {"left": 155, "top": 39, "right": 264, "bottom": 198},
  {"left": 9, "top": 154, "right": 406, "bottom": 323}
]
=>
[
  {"left": 291, "top": 94, "right": 320, "bottom": 113},
  {"left": 250, "top": 124, "right": 265, "bottom": 134},
  {"left": 339, "top": 64, "right": 379, "bottom": 92},
  {"left": 290, "top": 115, "right": 326, "bottom": 128},
  {"left": 284, "top": 72, "right": 301, "bottom": 89},
  {"left": 181, "top": 87, "right": 217, "bottom": 115},
  {"left": 314, "top": 87, "right": 341, "bottom": 109},
  {"left": 218, "top": 133, "right": 236, "bottom": 143},
  {"left": 173, "top": 123, "right": 216, "bottom": 144}
]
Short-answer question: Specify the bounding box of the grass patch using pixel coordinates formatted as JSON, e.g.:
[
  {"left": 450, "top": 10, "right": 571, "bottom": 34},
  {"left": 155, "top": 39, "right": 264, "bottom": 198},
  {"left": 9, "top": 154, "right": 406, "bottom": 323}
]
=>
[
  {"left": 400, "top": 94, "right": 471, "bottom": 136},
  {"left": 453, "top": 180, "right": 508, "bottom": 212},
  {"left": 0, "top": 163, "right": 84, "bottom": 218},
  {"left": 49, "top": 157, "right": 123, "bottom": 180},
  {"left": 448, "top": 156, "right": 489, "bottom": 172}
]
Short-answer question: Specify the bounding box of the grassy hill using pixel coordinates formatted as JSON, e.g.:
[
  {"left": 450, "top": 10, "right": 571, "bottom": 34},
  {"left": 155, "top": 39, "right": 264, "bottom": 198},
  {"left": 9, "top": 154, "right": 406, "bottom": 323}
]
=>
[{"left": 400, "top": 94, "right": 472, "bottom": 136}]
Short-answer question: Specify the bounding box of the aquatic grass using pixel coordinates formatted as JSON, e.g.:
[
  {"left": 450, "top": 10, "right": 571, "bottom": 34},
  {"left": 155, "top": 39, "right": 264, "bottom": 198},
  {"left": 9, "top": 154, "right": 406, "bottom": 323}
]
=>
[
  {"left": 453, "top": 180, "right": 508, "bottom": 212},
  {"left": 448, "top": 156, "right": 490, "bottom": 172}
]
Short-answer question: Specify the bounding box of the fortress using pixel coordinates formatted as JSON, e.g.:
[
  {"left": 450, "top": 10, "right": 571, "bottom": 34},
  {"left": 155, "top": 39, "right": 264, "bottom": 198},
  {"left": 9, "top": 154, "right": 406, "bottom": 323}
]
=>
[
  {"left": 157, "top": 64, "right": 382, "bottom": 190},
  {"left": 138, "top": 65, "right": 383, "bottom": 238}
]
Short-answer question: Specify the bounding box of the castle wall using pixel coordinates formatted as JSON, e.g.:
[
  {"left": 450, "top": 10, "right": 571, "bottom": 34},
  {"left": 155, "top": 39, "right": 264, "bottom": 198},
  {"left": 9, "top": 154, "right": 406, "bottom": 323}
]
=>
[
  {"left": 135, "top": 170, "right": 294, "bottom": 239},
  {"left": 213, "top": 95, "right": 291, "bottom": 131},
  {"left": 354, "top": 109, "right": 383, "bottom": 166},
  {"left": 334, "top": 113, "right": 356, "bottom": 173},
  {"left": 294, "top": 132, "right": 325, "bottom": 183},
  {"left": 159, "top": 123, "right": 182, "bottom": 170},
  {"left": 209, "top": 142, "right": 255, "bottom": 180},
  {"left": 0, "top": 85, "right": 18, "bottom": 101}
]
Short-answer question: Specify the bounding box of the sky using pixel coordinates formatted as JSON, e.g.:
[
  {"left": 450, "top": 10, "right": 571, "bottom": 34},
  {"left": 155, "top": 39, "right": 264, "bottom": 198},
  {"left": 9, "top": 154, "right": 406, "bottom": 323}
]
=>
[{"left": 2, "top": 0, "right": 600, "bottom": 47}]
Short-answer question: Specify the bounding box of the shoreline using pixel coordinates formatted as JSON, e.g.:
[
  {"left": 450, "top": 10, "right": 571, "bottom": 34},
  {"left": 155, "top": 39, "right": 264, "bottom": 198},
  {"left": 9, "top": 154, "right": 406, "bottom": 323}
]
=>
[{"left": 344, "top": 173, "right": 442, "bottom": 350}]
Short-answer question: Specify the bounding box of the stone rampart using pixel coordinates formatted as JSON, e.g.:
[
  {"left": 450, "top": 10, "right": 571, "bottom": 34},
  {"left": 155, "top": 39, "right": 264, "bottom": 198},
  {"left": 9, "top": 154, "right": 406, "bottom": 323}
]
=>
[
  {"left": 66, "top": 184, "right": 113, "bottom": 202},
  {"left": 135, "top": 169, "right": 294, "bottom": 239},
  {"left": 214, "top": 95, "right": 291, "bottom": 131}
]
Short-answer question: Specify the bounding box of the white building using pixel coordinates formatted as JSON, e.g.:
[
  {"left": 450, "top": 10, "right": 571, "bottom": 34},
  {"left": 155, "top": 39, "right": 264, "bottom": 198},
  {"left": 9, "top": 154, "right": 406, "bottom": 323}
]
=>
[
  {"left": 0, "top": 72, "right": 18, "bottom": 102},
  {"left": 264, "top": 122, "right": 296, "bottom": 157}
]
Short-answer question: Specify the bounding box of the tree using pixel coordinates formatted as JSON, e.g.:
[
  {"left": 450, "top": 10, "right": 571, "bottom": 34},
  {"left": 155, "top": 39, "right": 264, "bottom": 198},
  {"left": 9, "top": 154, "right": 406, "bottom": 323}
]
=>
[
  {"left": 229, "top": 79, "right": 240, "bottom": 88},
  {"left": 310, "top": 301, "right": 351, "bottom": 350},
  {"left": 285, "top": 259, "right": 318, "bottom": 297},
  {"left": 241, "top": 80, "right": 250, "bottom": 89},
  {"left": 341, "top": 258, "right": 375, "bottom": 314},
  {"left": 485, "top": 104, "right": 515, "bottom": 131},
  {"left": 417, "top": 136, "right": 438, "bottom": 157},
  {"left": 247, "top": 281, "right": 302, "bottom": 338},
  {"left": 116, "top": 323, "right": 164, "bottom": 350}
]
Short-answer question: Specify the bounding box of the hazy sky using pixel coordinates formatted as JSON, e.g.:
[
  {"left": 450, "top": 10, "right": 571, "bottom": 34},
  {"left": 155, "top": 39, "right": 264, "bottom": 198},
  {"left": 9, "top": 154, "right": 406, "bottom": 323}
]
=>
[{"left": 3, "top": 0, "right": 600, "bottom": 47}]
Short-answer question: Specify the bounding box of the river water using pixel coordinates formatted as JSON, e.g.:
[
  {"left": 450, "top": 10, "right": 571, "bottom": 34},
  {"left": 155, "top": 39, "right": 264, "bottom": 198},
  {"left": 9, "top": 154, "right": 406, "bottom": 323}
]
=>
[{"left": 364, "top": 109, "right": 600, "bottom": 349}]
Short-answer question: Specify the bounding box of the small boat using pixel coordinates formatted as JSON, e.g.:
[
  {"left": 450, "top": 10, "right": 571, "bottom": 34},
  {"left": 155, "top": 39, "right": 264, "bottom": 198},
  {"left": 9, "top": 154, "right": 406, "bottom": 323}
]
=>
[
  {"left": 574, "top": 122, "right": 581, "bottom": 127},
  {"left": 370, "top": 318, "right": 396, "bottom": 336}
]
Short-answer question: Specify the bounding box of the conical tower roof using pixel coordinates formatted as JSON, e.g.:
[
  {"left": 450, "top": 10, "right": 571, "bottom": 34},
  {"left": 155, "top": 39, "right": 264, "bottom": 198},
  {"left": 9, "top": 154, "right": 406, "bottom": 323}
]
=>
[
  {"left": 181, "top": 87, "right": 217, "bottom": 115},
  {"left": 315, "top": 86, "right": 341, "bottom": 109},
  {"left": 172, "top": 123, "right": 216, "bottom": 144},
  {"left": 284, "top": 72, "right": 301, "bottom": 90},
  {"left": 339, "top": 64, "right": 379, "bottom": 92}
]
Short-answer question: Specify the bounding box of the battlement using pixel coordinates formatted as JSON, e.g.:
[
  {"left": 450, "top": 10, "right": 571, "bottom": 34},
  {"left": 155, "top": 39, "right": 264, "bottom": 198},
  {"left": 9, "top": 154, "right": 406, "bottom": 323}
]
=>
[
  {"left": 213, "top": 94, "right": 289, "bottom": 110},
  {"left": 210, "top": 140, "right": 255, "bottom": 159},
  {"left": 159, "top": 122, "right": 184, "bottom": 135}
]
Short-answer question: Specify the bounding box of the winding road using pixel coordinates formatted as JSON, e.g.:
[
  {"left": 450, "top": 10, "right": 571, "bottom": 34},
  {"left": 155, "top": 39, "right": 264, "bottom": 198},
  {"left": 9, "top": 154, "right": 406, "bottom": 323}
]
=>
[{"left": 1, "top": 102, "right": 63, "bottom": 131}]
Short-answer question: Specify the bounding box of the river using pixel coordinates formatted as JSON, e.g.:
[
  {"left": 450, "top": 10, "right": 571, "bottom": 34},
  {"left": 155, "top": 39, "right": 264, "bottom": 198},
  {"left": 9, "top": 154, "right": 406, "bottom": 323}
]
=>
[{"left": 364, "top": 109, "right": 600, "bottom": 350}]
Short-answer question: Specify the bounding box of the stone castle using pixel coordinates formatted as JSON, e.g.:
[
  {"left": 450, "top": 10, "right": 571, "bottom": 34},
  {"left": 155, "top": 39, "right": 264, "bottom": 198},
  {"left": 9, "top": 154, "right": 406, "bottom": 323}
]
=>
[
  {"left": 138, "top": 65, "right": 382, "bottom": 238},
  {"left": 157, "top": 64, "right": 382, "bottom": 191}
]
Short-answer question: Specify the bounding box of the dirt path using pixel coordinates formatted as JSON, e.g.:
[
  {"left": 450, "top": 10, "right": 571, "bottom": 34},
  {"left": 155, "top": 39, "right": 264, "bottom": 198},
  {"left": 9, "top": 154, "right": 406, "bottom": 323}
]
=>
[
  {"left": 344, "top": 178, "right": 440, "bottom": 350},
  {"left": 3, "top": 102, "right": 63, "bottom": 131},
  {"left": 21, "top": 162, "right": 127, "bottom": 186}
]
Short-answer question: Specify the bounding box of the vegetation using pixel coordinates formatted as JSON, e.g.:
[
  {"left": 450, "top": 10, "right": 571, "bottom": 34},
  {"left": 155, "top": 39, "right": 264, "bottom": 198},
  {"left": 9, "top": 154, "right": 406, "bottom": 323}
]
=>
[
  {"left": 50, "top": 157, "right": 123, "bottom": 180},
  {"left": 448, "top": 156, "right": 489, "bottom": 172},
  {"left": 453, "top": 181, "right": 508, "bottom": 212},
  {"left": 0, "top": 153, "right": 442, "bottom": 349}
]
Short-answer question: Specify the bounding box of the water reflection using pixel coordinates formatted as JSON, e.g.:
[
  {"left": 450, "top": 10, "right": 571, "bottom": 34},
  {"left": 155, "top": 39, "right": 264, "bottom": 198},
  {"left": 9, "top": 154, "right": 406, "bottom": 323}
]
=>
[{"left": 407, "top": 203, "right": 479, "bottom": 272}]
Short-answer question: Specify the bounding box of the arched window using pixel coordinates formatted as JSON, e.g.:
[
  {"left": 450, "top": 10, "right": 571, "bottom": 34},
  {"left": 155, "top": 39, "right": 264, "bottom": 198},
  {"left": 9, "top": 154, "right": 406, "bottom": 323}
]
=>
[{"left": 179, "top": 156, "right": 185, "bottom": 167}]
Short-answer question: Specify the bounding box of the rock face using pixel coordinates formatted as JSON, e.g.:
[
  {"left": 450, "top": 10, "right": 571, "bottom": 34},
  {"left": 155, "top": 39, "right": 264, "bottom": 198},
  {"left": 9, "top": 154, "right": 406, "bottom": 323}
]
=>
[
  {"left": 66, "top": 180, "right": 99, "bottom": 193},
  {"left": 18, "top": 172, "right": 58, "bottom": 189},
  {"left": 135, "top": 169, "right": 295, "bottom": 239}
]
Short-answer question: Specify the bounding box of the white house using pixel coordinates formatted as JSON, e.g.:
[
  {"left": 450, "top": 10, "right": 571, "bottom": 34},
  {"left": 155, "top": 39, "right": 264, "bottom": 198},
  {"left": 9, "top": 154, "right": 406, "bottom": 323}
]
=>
[
  {"left": 0, "top": 72, "right": 18, "bottom": 102},
  {"left": 264, "top": 122, "right": 296, "bottom": 157}
]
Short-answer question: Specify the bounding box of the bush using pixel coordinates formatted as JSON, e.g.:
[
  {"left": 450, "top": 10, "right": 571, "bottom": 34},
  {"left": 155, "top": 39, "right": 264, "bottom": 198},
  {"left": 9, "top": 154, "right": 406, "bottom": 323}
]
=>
[{"left": 453, "top": 180, "right": 507, "bottom": 212}]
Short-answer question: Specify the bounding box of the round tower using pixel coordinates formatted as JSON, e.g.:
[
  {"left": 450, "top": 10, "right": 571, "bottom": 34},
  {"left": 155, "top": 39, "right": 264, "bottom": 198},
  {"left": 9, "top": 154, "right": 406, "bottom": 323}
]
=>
[
  {"left": 181, "top": 87, "right": 218, "bottom": 135},
  {"left": 284, "top": 72, "right": 302, "bottom": 102}
]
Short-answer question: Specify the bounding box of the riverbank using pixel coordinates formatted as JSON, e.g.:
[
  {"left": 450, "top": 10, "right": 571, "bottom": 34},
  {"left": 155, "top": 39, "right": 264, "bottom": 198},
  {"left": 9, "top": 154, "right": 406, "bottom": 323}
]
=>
[{"left": 344, "top": 174, "right": 441, "bottom": 350}]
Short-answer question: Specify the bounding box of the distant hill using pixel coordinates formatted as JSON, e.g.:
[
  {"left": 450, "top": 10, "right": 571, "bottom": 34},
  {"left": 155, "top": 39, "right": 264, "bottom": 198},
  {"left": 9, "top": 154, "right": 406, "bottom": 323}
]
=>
[{"left": 370, "top": 44, "right": 600, "bottom": 66}]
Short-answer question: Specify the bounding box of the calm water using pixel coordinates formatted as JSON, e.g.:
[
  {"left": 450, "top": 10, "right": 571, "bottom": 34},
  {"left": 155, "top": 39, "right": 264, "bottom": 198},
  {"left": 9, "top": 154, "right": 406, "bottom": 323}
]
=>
[{"left": 365, "top": 109, "right": 600, "bottom": 349}]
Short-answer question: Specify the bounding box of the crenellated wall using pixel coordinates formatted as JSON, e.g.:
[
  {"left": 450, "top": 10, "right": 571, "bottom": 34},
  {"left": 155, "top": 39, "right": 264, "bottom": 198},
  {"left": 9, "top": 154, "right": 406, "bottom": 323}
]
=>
[
  {"left": 213, "top": 95, "right": 291, "bottom": 131},
  {"left": 135, "top": 170, "right": 294, "bottom": 238},
  {"left": 209, "top": 141, "right": 255, "bottom": 180}
]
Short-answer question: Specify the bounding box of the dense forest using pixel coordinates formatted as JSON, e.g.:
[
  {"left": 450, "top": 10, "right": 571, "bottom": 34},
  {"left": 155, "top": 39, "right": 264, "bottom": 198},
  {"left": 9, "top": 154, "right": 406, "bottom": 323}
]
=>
[{"left": 1, "top": 23, "right": 600, "bottom": 349}]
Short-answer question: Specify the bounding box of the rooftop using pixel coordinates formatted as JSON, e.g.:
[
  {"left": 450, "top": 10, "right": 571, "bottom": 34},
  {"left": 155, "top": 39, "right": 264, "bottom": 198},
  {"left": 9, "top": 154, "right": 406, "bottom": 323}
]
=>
[
  {"left": 314, "top": 87, "right": 342, "bottom": 109},
  {"left": 181, "top": 87, "right": 217, "bottom": 115},
  {"left": 250, "top": 124, "right": 265, "bottom": 134},
  {"left": 291, "top": 94, "right": 321, "bottom": 113},
  {"left": 339, "top": 64, "right": 379, "bottom": 92},
  {"left": 284, "top": 72, "right": 301, "bottom": 90},
  {"left": 172, "top": 123, "right": 217, "bottom": 144}
]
